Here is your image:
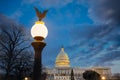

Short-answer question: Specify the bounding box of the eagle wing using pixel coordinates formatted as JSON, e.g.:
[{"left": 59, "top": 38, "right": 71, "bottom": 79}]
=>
[
  {"left": 34, "top": 7, "right": 41, "bottom": 18},
  {"left": 34, "top": 7, "right": 48, "bottom": 21}
]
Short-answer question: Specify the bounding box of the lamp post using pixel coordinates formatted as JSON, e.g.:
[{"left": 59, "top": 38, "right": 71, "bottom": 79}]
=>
[{"left": 31, "top": 7, "right": 48, "bottom": 80}]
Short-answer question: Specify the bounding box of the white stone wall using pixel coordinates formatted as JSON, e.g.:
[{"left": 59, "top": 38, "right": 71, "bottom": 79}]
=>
[{"left": 44, "top": 67, "right": 112, "bottom": 80}]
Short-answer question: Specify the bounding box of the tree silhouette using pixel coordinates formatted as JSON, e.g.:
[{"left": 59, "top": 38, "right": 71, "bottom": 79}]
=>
[
  {"left": 83, "top": 70, "right": 101, "bottom": 80},
  {"left": 71, "top": 69, "right": 75, "bottom": 80},
  {"left": 41, "top": 72, "right": 47, "bottom": 80},
  {"left": 0, "top": 24, "right": 33, "bottom": 80},
  {"left": 13, "top": 51, "right": 33, "bottom": 80}
]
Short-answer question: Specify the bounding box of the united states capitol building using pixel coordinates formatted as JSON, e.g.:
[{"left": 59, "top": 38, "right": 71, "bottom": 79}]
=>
[{"left": 43, "top": 48, "right": 112, "bottom": 80}]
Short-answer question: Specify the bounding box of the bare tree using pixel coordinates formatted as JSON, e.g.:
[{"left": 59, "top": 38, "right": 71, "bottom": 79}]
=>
[
  {"left": 13, "top": 51, "right": 33, "bottom": 80},
  {"left": 0, "top": 24, "right": 33, "bottom": 80}
]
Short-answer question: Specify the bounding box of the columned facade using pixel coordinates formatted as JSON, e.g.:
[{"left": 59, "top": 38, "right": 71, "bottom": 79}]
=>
[{"left": 43, "top": 48, "right": 112, "bottom": 80}]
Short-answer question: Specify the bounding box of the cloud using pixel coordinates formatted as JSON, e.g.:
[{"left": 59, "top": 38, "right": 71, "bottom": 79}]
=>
[
  {"left": 66, "top": 22, "right": 120, "bottom": 67},
  {"left": 10, "top": 10, "right": 23, "bottom": 21},
  {"left": 70, "top": 44, "right": 120, "bottom": 67},
  {"left": 88, "top": 0, "right": 120, "bottom": 25},
  {"left": 94, "top": 50, "right": 120, "bottom": 66},
  {"left": 111, "top": 60, "right": 120, "bottom": 73},
  {"left": 22, "top": 0, "right": 73, "bottom": 9},
  {"left": 0, "top": 14, "right": 16, "bottom": 25}
]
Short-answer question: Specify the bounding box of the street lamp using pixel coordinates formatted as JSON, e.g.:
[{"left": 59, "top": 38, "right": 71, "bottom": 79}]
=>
[
  {"left": 31, "top": 7, "right": 48, "bottom": 80},
  {"left": 101, "top": 76, "right": 106, "bottom": 80},
  {"left": 31, "top": 21, "right": 48, "bottom": 40},
  {"left": 24, "top": 77, "right": 28, "bottom": 80}
]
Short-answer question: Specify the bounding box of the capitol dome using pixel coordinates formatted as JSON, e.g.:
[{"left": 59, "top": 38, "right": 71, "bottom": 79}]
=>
[{"left": 55, "top": 47, "right": 70, "bottom": 67}]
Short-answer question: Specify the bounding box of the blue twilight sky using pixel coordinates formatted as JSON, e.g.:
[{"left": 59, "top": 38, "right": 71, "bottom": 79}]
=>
[{"left": 0, "top": 0, "right": 120, "bottom": 73}]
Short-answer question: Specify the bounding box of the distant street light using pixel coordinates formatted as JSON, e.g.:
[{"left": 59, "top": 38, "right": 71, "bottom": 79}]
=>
[
  {"left": 31, "top": 7, "right": 48, "bottom": 80},
  {"left": 101, "top": 76, "right": 106, "bottom": 80},
  {"left": 24, "top": 77, "right": 28, "bottom": 80}
]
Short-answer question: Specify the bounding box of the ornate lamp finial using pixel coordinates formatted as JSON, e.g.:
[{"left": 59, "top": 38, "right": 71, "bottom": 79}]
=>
[{"left": 34, "top": 7, "right": 48, "bottom": 21}]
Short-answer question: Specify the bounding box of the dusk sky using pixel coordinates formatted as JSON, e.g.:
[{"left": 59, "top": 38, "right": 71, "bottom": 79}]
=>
[{"left": 0, "top": 0, "right": 120, "bottom": 73}]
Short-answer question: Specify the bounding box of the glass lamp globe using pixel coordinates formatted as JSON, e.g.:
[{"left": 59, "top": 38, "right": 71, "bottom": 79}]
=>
[{"left": 31, "top": 21, "right": 48, "bottom": 41}]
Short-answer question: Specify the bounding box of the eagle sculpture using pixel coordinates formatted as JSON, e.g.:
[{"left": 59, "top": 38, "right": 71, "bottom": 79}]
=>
[{"left": 34, "top": 7, "right": 48, "bottom": 21}]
